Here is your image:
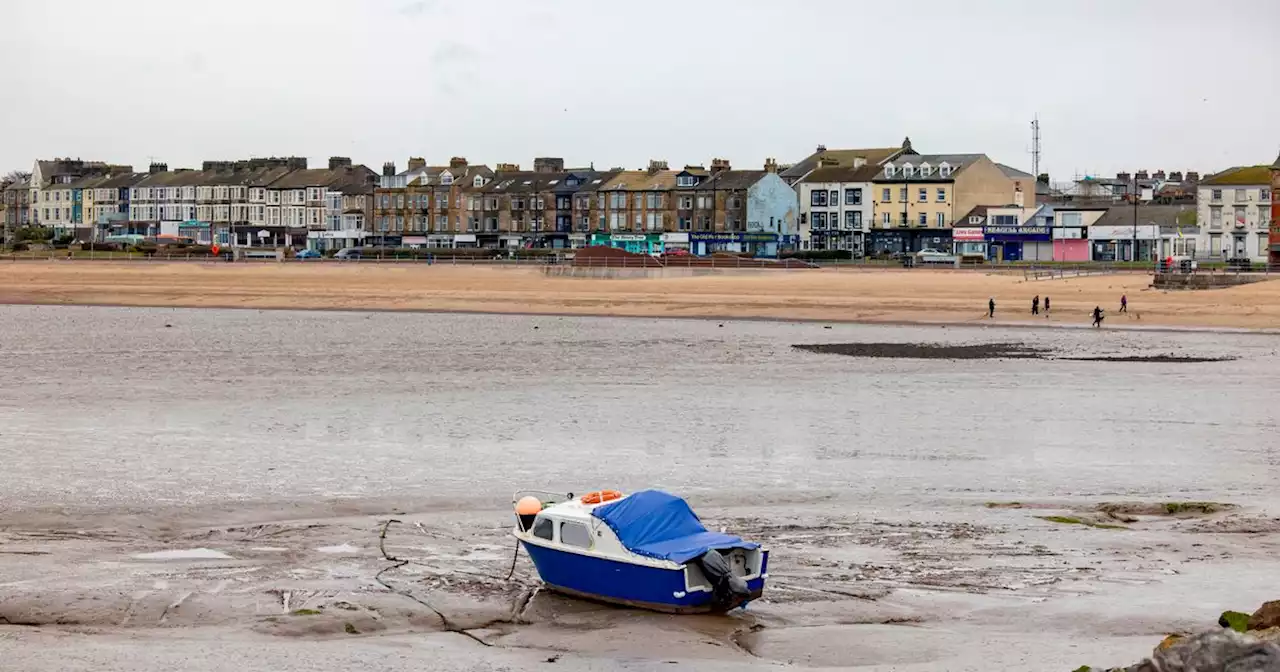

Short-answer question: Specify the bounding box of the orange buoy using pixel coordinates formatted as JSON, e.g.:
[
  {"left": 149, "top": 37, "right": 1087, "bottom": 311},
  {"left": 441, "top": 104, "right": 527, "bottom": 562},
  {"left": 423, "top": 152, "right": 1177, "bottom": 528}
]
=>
[
  {"left": 580, "top": 490, "right": 623, "bottom": 505},
  {"left": 515, "top": 496, "right": 542, "bottom": 515}
]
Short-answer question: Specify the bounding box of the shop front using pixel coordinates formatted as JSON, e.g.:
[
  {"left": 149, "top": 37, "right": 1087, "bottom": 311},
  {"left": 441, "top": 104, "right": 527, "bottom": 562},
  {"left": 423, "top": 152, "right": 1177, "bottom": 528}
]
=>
[
  {"left": 688, "top": 232, "right": 782, "bottom": 257},
  {"left": 868, "top": 230, "right": 953, "bottom": 257},
  {"left": 952, "top": 227, "right": 986, "bottom": 258},
  {"left": 1052, "top": 227, "right": 1088, "bottom": 261},
  {"left": 308, "top": 229, "right": 365, "bottom": 251},
  {"left": 590, "top": 233, "right": 662, "bottom": 254},
  {"left": 230, "top": 225, "right": 301, "bottom": 248},
  {"left": 1088, "top": 224, "right": 1158, "bottom": 262},
  {"left": 661, "top": 232, "right": 690, "bottom": 253},
  {"left": 984, "top": 225, "right": 1051, "bottom": 262},
  {"left": 453, "top": 234, "right": 478, "bottom": 248}
]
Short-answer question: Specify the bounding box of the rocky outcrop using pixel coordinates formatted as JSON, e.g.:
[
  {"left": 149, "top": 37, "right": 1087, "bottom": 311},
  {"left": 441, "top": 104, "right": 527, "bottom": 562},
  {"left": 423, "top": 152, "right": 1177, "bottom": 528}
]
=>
[{"left": 1076, "top": 599, "right": 1280, "bottom": 672}]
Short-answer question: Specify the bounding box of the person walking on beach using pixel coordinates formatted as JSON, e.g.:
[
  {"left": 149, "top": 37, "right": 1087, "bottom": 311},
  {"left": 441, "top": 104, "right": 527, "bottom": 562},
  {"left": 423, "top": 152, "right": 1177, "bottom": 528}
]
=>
[
  {"left": 1092, "top": 306, "right": 1105, "bottom": 328},
  {"left": 988, "top": 297, "right": 996, "bottom": 319},
  {"left": 1044, "top": 296, "right": 1051, "bottom": 315},
  {"left": 1032, "top": 295, "right": 1040, "bottom": 315},
  {"left": 1120, "top": 294, "right": 1128, "bottom": 313}
]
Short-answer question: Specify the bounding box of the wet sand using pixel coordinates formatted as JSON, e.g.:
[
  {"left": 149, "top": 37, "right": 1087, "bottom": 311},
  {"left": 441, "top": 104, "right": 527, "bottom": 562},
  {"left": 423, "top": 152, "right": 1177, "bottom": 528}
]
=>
[
  {"left": 2, "top": 306, "right": 1278, "bottom": 670},
  {"left": 1, "top": 261, "right": 1279, "bottom": 330}
]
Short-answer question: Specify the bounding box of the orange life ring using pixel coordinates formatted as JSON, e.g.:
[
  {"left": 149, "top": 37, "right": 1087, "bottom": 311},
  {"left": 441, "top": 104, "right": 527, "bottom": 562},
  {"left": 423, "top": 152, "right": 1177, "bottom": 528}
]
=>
[{"left": 580, "top": 490, "right": 622, "bottom": 505}]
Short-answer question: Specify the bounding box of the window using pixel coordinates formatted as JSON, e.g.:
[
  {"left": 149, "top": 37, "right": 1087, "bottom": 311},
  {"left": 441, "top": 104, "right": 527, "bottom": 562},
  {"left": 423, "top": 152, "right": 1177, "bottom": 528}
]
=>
[
  {"left": 845, "top": 188, "right": 861, "bottom": 206},
  {"left": 646, "top": 193, "right": 662, "bottom": 209},
  {"left": 918, "top": 212, "right": 928, "bottom": 226},
  {"left": 936, "top": 188, "right": 946, "bottom": 202},
  {"left": 610, "top": 193, "right": 626, "bottom": 209},
  {"left": 1262, "top": 189, "right": 1272, "bottom": 202},
  {"left": 1060, "top": 212, "right": 1082, "bottom": 227},
  {"left": 811, "top": 190, "right": 827, "bottom": 207},
  {"left": 829, "top": 190, "right": 838, "bottom": 204},
  {"left": 902, "top": 164, "right": 914, "bottom": 177},
  {"left": 846, "top": 211, "right": 862, "bottom": 227},
  {"left": 1211, "top": 189, "right": 1223, "bottom": 201},
  {"left": 1233, "top": 206, "right": 1246, "bottom": 226},
  {"left": 1234, "top": 188, "right": 1246, "bottom": 202},
  {"left": 677, "top": 175, "right": 696, "bottom": 187},
  {"left": 882, "top": 212, "right": 891, "bottom": 225},
  {"left": 678, "top": 216, "right": 691, "bottom": 231},
  {"left": 679, "top": 196, "right": 693, "bottom": 209},
  {"left": 939, "top": 163, "right": 952, "bottom": 177},
  {"left": 646, "top": 212, "right": 662, "bottom": 230},
  {"left": 532, "top": 517, "right": 553, "bottom": 541},
  {"left": 991, "top": 214, "right": 1018, "bottom": 226},
  {"left": 899, "top": 187, "right": 908, "bottom": 202},
  {"left": 560, "top": 522, "right": 591, "bottom": 548},
  {"left": 812, "top": 212, "right": 827, "bottom": 229},
  {"left": 884, "top": 164, "right": 896, "bottom": 178},
  {"left": 473, "top": 175, "right": 484, "bottom": 187},
  {"left": 441, "top": 174, "right": 454, "bottom": 185},
  {"left": 633, "top": 193, "right": 643, "bottom": 208},
  {"left": 919, "top": 163, "right": 931, "bottom": 177},
  {"left": 918, "top": 188, "right": 927, "bottom": 202},
  {"left": 936, "top": 212, "right": 946, "bottom": 227},
  {"left": 728, "top": 196, "right": 742, "bottom": 209},
  {"left": 881, "top": 188, "right": 891, "bottom": 202}
]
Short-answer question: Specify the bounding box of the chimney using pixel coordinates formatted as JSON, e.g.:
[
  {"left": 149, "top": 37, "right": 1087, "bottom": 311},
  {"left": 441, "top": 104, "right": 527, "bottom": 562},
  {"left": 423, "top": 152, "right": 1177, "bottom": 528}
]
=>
[
  {"left": 1153, "top": 170, "right": 1166, "bottom": 180},
  {"left": 449, "top": 156, "right": 468, "bottom": 169},
  {"left": 496, "top": 163, "right": 520, "bottom": 172},
  {"left": 1186, "top": 171, "right": 1200, "bottom": 183},
  {"left": 710, "top": 158, "right": 730, "bottom": 173},
  {"left": 382, "top": 162, "right": 397, "bottom": 177},
  {"left": 286, "top": 157, "right": 308, "bottom": 170},
  {"left": 683, "top": 164, "right": 705, "bottom": 172},
  {"left": 1169, "top": 171, "right": 1184, "bottom": 182},
  {"left": 329, "top": 156, "right": 352, "bottom": 170},
  {"left": 764, "top": 158, "right": 778, "bottom": 173},
  {"left": 1135, "top": 170, "right": 1149, "bottom": 181},
  {"left": 1116, "top": 172, "right": 1131, "bottom": 183},
  {"left": 149, "top": 162, "right": 167, "bottom": 174},
  {"left": 407, "top": 157, "right": 426, "bottom": 172},
  {"left": 901, "top": 136, "right": 914, "bottom": 153},
  {"left": 647, "top": 159, "right": 669, "bottom": 174},
  {"left": 816, "top": 144, "right": 827, "bottom": 153},
  {"left": 534, "top": 157, "right": 565, "bottom": 173}
]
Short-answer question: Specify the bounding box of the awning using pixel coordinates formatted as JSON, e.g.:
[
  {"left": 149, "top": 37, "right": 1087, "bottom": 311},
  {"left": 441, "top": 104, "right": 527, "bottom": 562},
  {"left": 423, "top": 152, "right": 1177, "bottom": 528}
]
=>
[{"left": 591, "top": 490, "right": 758, "bottom": 564}]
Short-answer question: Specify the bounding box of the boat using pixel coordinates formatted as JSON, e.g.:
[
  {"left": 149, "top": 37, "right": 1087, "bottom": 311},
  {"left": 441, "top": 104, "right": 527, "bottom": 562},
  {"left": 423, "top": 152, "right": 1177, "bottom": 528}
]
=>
[{"left": 510, "top": 489, "right": 768, "bottom": 613}]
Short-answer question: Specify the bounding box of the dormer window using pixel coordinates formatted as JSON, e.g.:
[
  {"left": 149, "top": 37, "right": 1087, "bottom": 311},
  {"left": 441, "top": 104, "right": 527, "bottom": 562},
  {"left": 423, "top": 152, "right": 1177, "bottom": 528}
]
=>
[
  {"left": 902, "top": 162, "right": 914, "bottom": 177},
  {"left": 969, "top": 216, "right": 981, "bottom": 224},
  {"left": 473, "top": 175, "right": 484, "bottom": 187},
  {"left": 884, "top": 163, "right": 896, "bottom": 178},
  {"left": 939, "top": 162, "right": 952, "bottom": 177},
  {"left": 440, "top": 173, "right": 454, "bottom": 185},
  {"left": 677, "top": 175, "right": 697, "bottom": 187},
  {"left": 919, "top": 162, "right": 932, "bottom": 177}
]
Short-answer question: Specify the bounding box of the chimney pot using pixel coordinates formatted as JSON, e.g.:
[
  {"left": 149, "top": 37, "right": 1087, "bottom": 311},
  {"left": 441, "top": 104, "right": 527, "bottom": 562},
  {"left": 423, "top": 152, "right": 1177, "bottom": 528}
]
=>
[
  {"left": 149, "top": 162, "right": 167, "bottom": 174},
  {"left": 534, "top": 157, "right": 565, "bottom": 173},
  {"left": 407, "top": 157, "right": 426, "bottom": 172},
  {"left": 449, "top": 157, "right": 468, "bottom": 169},
  {"left": 329, "top": 156, "right": 352, "bottom": 170},
  {"left": 647, "top": 159, "right": 669, "bottom": 174},
  {"left": 383, "top": 162, "right": 397, "bottom": 177},
  {"left": 816, "top": 144, "right": 827, "bottom": 153}
]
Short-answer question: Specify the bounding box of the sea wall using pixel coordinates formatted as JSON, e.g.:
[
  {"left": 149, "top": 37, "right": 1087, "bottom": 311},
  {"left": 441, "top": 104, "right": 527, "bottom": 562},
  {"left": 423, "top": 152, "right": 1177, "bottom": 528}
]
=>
[{"left": 1153, "top": 273, "right": 1270, "bottom": 290}]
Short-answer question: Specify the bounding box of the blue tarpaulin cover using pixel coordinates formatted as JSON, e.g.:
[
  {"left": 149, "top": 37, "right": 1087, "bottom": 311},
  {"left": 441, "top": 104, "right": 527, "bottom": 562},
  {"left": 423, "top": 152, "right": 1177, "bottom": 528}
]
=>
[{"left": 591, "top": 490, "right": 759, "bottom": 564}]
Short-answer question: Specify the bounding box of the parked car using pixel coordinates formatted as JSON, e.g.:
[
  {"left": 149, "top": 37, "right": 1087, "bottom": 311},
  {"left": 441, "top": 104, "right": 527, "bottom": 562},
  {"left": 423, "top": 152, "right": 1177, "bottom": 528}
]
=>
[
  {"left": 295, "top": 249, "right": 321, "bottom": 259},
  {"left": 334, "top": 248, "right": 363, "bottom": 260},
  {"left": 915, "top": 248, "right": 956, "bottom": 264}
]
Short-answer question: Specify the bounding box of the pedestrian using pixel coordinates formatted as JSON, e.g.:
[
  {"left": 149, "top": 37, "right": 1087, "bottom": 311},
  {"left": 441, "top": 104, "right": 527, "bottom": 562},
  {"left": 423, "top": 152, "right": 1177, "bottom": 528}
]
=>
[
  {"left": 1032, "top": 295, "right": 1040, "bottom": 315},
  {"left": 1120, "top": 294, "right": 1128, "bottom": 313},
  {"left": 1044, "top": 296, "right": 1051, "bottom": 315},
  {"left": 988, "top": 297, "right": 996, "bottom": 319},
  {"left": 1092, "top": 306, "right": 1105, "bottom": 328}
]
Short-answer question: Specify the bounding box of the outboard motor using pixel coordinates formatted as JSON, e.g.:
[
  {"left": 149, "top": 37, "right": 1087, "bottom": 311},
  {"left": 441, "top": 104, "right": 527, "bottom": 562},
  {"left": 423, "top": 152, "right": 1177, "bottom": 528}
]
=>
[{"left": 695, "top": 549, "right": 750, "bottom": 609}]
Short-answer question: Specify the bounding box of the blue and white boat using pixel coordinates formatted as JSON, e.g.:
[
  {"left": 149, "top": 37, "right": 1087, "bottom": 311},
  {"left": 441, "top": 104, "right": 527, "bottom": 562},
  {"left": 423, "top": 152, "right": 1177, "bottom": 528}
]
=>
[{"left": 511, "top": 489, "right": 768, "bottom": 613}]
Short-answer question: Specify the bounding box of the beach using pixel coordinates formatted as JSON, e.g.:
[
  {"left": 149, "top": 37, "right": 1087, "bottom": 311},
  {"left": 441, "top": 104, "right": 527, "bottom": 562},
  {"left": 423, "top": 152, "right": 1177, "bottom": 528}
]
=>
[
  {"left": 0, "top": 261, "right": 1279, "bottom": 329},
  {"left": 1, "top": 305, "right": 1278, "bottom": 670}
]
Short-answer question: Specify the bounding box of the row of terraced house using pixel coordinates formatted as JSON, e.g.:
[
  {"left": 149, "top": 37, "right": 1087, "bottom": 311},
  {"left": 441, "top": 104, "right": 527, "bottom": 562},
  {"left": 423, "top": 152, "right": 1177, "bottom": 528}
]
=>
[{"left": 4, "top": 143, "right": 1278, "bottom": 261}]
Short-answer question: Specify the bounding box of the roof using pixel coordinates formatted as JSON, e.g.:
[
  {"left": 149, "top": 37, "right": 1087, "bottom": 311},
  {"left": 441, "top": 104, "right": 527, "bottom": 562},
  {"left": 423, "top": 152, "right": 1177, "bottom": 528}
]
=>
[
  {"left": 1201, "top": 165, "right": 1272, "bottom": 186},
  {"left": 996, "top": 163, "right": 1034, "bottom": 179},
  {"left": 1272, "top": 150, "right": 1280, "bottom": 170},
  {"left": 700, "top": 170, "right": 768, "bottom": 191},
  {"left": 798, "top": 164, "right": 884, "bottom": 184},
  {"left": 1093, "top": 204, "right": 1196, "bottom": 229},
  {"left": 873, "top": 154, "right": 985, "bottom": 182},
  {"left": 958, "top": 205, "right": 991, "bottom": 222},
  {"left": 599, "top": 170, "right": 678, "bottom": 192},
  {"left": 780, "top": 145, "right": 905, "bottom": 180}
]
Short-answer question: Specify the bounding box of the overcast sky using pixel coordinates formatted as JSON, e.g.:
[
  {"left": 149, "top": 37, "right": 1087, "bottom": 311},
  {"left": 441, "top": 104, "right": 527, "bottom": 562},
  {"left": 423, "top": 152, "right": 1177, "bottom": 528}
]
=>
[{"left": 3, "top": 0, "right": 1277, "bottom": 181}]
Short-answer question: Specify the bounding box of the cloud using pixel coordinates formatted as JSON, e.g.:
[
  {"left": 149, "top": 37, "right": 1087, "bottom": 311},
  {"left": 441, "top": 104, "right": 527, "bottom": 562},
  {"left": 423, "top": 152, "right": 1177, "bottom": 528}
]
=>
[
  {"left": 397, "top": 0, "right": 439, "bottom": 16},
  {"left": 430, "top": 41, "right": 480, "bottom": 66}
]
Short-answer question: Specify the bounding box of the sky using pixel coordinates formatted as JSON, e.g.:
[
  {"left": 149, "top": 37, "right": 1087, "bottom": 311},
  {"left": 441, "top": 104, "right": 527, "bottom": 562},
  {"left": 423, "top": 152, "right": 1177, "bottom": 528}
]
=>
[{"left": 3, "top": 0, "right": 1278, "bottom": 182}]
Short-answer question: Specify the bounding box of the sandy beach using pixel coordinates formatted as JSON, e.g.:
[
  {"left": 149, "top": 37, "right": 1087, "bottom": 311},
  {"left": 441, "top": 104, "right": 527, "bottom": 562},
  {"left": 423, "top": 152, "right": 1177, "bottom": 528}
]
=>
[{"left": 1, "top": 261, "right": 1279, "bottom": 329}]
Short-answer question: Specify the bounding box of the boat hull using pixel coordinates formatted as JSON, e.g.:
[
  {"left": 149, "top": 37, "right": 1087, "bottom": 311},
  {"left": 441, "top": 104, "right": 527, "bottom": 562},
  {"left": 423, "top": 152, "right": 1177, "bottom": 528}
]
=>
[{"left": 521, "top": 540, "right": 767, "bottom": 613}]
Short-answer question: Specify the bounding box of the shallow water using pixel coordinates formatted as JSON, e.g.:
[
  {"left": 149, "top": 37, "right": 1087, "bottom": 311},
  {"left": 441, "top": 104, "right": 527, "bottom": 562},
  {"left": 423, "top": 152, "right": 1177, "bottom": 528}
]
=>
[{"left": 1, "top": 304, "right": 1277, "bottom": 515}]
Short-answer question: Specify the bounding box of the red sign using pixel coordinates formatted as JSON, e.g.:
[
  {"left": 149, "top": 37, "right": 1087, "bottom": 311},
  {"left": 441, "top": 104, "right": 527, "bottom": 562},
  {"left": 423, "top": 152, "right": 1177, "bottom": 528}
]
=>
[{"left": 953, "top": 227, "right": 985, "bottom": 242}]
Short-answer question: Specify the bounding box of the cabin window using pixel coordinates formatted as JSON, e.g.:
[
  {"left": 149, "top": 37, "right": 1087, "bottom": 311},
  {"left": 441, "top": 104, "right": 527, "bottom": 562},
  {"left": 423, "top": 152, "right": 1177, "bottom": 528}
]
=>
[
  {"left": 559, "top": 521, "right": 591, "bottom": 548},
  {"left": 532, "top": 516, "right": 554, "bottom": 541}
]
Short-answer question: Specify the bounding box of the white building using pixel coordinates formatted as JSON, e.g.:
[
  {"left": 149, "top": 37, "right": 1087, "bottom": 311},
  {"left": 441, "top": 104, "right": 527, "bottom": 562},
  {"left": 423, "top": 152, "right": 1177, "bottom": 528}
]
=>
[
  {"left": 795, "top": 164, "right": 879, "bottom": 254},
  {"left": 1195, "top": 166, "right": 1272, "bottom": 261}
]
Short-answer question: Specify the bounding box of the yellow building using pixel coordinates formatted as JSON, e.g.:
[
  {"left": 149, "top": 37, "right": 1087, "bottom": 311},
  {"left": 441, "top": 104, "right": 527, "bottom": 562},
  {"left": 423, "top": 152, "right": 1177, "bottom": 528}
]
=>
[{"left": 868, "top": 154, "right": 1034, "bottom": 254}]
